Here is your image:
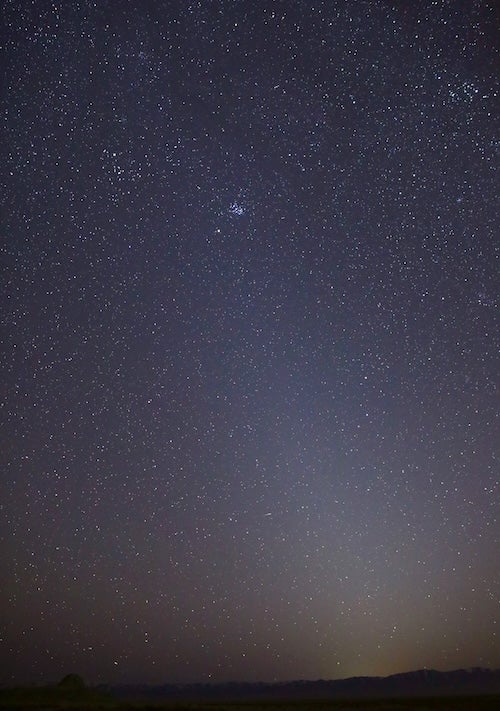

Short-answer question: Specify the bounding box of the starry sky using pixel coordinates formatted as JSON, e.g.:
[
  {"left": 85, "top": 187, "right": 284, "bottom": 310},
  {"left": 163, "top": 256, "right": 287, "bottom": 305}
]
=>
[{"left": 1, "top": 0, "right": 498, "bottom": 687}]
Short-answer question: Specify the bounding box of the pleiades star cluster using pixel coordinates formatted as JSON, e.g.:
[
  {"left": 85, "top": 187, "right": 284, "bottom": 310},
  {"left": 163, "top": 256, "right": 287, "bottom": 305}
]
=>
[{"left": 1, "top": 0, "right": 498, "bottom": 686}]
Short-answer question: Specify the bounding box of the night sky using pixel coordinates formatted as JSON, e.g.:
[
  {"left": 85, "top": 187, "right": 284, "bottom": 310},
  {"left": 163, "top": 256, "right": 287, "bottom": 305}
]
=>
[{"left": 1, "top": 0, "right": 499, "bottom": 687}]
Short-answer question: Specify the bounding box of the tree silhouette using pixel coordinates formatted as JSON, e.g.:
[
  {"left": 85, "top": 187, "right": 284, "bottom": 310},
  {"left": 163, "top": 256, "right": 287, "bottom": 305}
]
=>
[{"left": 58, "top": 674, "right": 85, "bottom": 689}]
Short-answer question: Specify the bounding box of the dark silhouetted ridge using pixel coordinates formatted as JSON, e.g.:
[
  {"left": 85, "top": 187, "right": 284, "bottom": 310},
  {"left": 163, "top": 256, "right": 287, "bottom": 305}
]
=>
[{"left": 104, "top": 667, "right": 500, "bottom": 701}]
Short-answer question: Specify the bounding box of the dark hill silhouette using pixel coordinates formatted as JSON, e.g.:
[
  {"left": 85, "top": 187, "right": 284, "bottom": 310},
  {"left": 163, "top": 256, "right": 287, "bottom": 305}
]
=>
[{"left": 105, "top": 667, "right": 500, "bottom": 701}]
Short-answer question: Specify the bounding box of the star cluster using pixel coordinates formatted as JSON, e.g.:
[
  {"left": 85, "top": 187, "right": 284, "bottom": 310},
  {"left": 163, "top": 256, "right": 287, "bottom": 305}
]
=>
[{"left": 1, "top": 0, "right": 498, "bottom": 686}]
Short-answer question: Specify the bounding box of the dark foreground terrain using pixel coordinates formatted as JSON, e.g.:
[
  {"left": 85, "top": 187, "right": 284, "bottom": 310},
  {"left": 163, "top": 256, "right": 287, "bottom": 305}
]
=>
[
  {"left": 2, "top": 670, "right": 500, "bottom": 711},
  {"left": 1, "top": 687, "right": 500, "bottom": 711}
]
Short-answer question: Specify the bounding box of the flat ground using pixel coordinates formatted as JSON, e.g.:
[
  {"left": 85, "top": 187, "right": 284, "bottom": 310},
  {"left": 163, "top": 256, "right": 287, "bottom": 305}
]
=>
[{"left": 1, "top": 689, "right": 500, "bottom": 711}]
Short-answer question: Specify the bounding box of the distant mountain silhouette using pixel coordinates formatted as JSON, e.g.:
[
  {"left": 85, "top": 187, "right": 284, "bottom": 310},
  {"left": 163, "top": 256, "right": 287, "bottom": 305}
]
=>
[{"left": 105, "top": 667, "right": 500, "bottom": 700}]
